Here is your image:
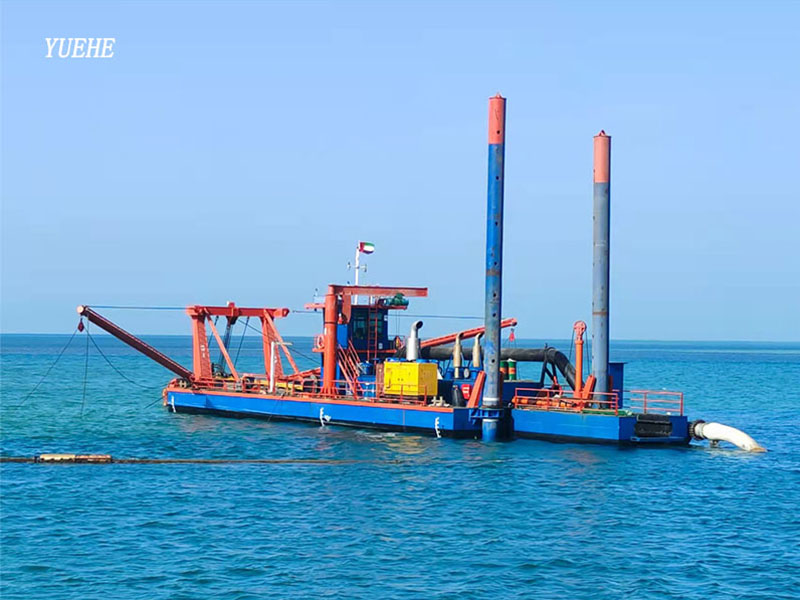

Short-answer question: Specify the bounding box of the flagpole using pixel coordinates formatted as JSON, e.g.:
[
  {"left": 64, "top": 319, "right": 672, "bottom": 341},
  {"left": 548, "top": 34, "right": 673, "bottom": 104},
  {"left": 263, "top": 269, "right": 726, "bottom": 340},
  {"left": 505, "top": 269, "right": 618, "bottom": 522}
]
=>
[
  {"left": 353, "top": 244, "right": 361, "bottom": 305},
  {"left": 354, "top": 244, "right": 360, "bottom": 287}
]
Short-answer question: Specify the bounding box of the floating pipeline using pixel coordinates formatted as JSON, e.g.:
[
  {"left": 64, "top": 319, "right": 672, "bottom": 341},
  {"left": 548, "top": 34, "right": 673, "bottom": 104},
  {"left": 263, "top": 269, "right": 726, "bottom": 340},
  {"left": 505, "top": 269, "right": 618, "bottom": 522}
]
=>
[
  {"left": 1, "top": 454, "right": 381, "bottom": 465},
  {"left": 0, "top": 428, "right": 766, "bottom": 465}
]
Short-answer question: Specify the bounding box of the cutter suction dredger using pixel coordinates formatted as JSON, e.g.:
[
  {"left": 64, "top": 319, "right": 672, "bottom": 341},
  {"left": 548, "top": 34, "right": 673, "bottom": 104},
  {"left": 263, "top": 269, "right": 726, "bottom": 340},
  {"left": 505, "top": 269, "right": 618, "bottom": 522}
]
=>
[{"left": 76, "top": 95, "right": 764, "bottom": 451}]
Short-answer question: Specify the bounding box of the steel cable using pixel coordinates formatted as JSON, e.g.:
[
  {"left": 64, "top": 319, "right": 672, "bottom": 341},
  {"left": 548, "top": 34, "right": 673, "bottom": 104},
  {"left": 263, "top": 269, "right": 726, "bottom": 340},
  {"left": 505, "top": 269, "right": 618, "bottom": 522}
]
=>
[
  {"left": 86, "top": 330, "right": 163, "bottom": 390},
  {"left": 13, "top": 327, "right": 80, "bottom": 408}
]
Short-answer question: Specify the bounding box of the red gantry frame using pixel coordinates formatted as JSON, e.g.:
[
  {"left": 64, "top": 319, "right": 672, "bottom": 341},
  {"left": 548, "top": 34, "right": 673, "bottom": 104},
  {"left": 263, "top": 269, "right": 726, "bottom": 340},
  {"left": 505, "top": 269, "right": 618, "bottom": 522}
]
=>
[
  {"left": 77, "top": 303, "right": 295, "bottom": 386},
  {"left": 185, "top": 303, "right": 295, "bottom": 384}
]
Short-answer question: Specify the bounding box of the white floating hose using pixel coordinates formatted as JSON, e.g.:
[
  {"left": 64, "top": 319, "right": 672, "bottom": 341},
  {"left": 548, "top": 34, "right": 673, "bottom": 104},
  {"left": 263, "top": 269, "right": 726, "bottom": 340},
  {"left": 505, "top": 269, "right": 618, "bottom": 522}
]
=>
[{"left": 691, "top": 421, "right": 766, "bottom": 452}]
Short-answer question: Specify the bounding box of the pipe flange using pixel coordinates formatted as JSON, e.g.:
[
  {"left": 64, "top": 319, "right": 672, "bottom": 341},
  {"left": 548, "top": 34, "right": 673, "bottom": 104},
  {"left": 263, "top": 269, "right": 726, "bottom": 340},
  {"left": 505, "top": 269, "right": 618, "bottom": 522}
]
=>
[{"left": 689, "top": 419, "right": 705, "bottom": 440}]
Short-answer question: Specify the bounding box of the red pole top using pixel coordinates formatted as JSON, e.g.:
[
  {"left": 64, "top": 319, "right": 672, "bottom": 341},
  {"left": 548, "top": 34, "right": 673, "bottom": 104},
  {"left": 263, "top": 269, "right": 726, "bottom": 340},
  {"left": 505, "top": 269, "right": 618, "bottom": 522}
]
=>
[
  {"left": 593, "top": 130, "right": 611, "bottom": 184},
  {"left": 488, "top": 94, "right": 506, "bottom": 145},
  {"left": 573, "top": 320, "right": 587, "bottom": 340}
]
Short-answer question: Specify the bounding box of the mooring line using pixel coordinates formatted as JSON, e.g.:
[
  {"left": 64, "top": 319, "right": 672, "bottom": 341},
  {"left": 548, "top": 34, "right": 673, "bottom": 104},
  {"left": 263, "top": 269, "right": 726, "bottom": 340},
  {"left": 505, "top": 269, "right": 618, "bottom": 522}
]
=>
[
  {"left": 12, "top": 327, "right": 80, "bottom": 408},
  {"left": 80, "top": 323, "right": 90, "bottom": 417},
  {"left": 86, "top": 330, "right": 163, "bottom": 390},
  {"left": 142, "top": 395, "right": 165, "bottom": 410}
]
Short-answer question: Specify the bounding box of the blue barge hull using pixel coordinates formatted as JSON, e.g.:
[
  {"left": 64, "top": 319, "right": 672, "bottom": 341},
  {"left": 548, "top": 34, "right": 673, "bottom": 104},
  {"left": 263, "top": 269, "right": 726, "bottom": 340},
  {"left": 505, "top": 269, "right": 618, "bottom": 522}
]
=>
[
  {"left": 166, "top": 388, "right": 480, "bottom": 438},
  {"left": 166, "top": 389, "right": 689, "bottom": 445},
  {"left": 512, "top": 409, "right": 689, "bottom": 445}
]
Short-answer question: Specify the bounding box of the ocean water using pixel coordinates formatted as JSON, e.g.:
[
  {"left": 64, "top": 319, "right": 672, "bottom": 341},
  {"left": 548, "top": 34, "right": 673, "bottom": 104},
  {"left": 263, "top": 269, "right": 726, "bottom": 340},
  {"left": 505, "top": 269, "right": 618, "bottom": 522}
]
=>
[{"left": 1, "top": 334, "right": 799, "bottom": 599}]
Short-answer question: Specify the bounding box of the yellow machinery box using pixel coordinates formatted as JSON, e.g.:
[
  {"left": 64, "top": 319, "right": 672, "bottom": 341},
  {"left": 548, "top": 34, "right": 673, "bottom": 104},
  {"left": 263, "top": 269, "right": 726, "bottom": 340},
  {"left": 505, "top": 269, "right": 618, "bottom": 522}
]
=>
[{"left": 383, "top": 361, "right": 438, "bottom": 397}]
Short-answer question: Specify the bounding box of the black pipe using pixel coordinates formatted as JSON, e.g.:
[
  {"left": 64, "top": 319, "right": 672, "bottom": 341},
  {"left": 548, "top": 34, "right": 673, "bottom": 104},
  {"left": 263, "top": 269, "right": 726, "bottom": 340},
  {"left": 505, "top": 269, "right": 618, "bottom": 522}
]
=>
[{"left": 418, "top": 345, "right": 576, "bottom": 390}]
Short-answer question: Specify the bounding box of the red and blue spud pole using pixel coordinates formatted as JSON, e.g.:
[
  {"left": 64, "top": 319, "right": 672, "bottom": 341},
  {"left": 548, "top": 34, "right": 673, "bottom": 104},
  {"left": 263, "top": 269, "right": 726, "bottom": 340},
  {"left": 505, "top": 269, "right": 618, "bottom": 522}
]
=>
[
  {"left": 481, "top": 94, "right": 506, "bottom": 442},
  {"left": 592, "top": 131, "right": 611, "bottom": 394}
]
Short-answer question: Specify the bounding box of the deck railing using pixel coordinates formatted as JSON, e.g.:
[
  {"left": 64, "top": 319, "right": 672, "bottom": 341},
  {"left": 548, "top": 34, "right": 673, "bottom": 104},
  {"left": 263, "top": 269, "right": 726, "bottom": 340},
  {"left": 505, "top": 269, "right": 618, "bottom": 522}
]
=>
[
  {"left": 512, "top": 387, "right": 684, "bottom": 416},
  {"left": 512, "top": 387, "right": 620, "bottom": 415},
  {"left": 179, "top": 377, "right": 684, "bottom": 416},
  {"left": 190, "top": 376, "right": 432, "bottom": 406},
  {"left": 627, "top": 390, "right": 684, "bottom": 415}
]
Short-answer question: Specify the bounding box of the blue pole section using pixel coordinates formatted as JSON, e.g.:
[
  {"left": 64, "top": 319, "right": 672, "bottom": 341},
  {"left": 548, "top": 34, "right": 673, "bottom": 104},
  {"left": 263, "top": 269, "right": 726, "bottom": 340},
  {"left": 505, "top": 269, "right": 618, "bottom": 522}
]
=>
[
  {"left": 482, "top": 94, "right": 506, "bottom": 442},
  {"left": 592, "top": 131, "right": 611, "bottom": 394}
]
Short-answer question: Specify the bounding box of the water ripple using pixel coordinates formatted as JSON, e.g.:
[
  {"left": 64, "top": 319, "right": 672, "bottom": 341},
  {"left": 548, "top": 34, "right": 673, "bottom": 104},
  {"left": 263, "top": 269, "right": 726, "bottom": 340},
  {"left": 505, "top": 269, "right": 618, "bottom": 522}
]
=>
[{"left": 2, "top": 336, "right": 799, "bottom": 598}]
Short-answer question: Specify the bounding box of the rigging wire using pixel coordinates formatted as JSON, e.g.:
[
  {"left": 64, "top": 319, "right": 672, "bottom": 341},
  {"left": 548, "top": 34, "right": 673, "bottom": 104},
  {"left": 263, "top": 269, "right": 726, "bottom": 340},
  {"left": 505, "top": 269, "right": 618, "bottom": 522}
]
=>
[
  {"left": 293, "top": 309, "right": 483, "bottom": 320},
  {"left": 233, "top": 316, "right": 249, "bottom": 368},
  {"left": 81, "top": 323, "right": 90, "bottom": 417},
  {"left": 240, "top": 319, "right": 318, "bottom": 366},
  {"left": 86, "top": 330, "right": 163, "bottom": 390},
  {"left": 393, "top": 314, "right": 483, "bottom": 320},
  {"left": 89, "top": 305, "right": 184, "bottom": 310},
  {"left": 13, "top": 327, "right": 80, "bottom": 408},
  {"left": 88, "top": 305, "right": 484, "bottom": 321}
]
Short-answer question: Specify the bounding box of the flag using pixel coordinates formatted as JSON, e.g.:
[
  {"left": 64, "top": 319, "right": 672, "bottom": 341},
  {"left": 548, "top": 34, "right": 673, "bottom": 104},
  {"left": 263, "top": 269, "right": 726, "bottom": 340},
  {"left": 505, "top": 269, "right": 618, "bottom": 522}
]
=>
[{"left": 358, "top": 241, "right": 375, "bottom": 254}]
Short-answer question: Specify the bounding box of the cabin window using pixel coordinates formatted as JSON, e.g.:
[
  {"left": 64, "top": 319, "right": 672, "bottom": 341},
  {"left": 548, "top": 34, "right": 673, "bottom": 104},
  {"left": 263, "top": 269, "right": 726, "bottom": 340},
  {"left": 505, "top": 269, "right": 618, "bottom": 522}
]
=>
[
  {"left": 351, "top": 310, "right": 386, "bottom": 342},
  {"left": 353, "top": 314, "right": 368, "bottom": 340}
]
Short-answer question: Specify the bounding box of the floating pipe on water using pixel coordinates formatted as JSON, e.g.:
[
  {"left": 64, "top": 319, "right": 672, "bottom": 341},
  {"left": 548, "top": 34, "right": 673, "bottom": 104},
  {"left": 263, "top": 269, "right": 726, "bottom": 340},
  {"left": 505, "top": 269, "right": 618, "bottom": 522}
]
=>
[
  {"left": 691, "top": 420, "right": 766, "bottom": 452},
  {"left": 453, "top": 334, "right": 463, "bottom": 378},
  {"left": 406, "top": 321, "right": 423, "bottom": 361}
]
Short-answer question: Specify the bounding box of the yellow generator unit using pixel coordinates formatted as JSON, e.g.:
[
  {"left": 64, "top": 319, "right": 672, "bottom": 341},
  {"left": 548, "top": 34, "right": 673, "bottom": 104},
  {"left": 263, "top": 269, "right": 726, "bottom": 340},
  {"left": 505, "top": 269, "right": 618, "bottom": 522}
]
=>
[{"left": 383, "top": 361, "right": 438, "bottom": 398}]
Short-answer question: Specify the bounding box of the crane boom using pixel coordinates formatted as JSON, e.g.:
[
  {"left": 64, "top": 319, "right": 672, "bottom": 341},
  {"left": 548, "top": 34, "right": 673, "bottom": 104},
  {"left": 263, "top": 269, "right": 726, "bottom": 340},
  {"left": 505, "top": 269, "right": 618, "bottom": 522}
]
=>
[{"left": 77, "top": 305, "right": 194, "bottom": 381}]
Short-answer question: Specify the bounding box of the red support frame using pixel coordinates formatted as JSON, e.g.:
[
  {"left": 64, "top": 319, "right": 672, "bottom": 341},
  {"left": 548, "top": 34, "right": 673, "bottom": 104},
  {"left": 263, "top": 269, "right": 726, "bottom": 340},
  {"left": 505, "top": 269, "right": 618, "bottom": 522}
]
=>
[
  {"left": 207, "top": 317, "right": 239, "bottom": 380},
  {"left": 262, "top": 311, "right": 299, "bottom": 374},
  {"left": 190, "top": 315, "right": 213, "bottom": 380},
  {"left": 186, "top": 304, "right": 290, "bottom": 381}
]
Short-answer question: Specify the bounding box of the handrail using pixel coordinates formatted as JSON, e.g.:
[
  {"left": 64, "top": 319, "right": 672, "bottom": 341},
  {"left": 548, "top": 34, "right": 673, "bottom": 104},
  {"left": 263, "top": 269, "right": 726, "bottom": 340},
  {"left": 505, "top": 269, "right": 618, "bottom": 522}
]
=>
[
  {"left": 336, "top": 345, "right": 362, "bottom": 399},
  {"left": 627, "top": 390, "right": 684, "bottom": 415},
  {"left": 181, "top": 376, "right": 433, "bottom": 406},
  {"left": 512, "top": 386, "right": 684, "bottom": 416},
  {"left": 512, "top": 386, "right": 619, "bottom": 415}
]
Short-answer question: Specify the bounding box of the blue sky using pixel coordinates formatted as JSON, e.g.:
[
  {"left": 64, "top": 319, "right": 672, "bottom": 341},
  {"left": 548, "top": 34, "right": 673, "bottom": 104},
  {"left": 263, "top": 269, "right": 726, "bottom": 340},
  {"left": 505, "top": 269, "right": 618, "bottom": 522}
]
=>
[{"left": 2, "top": 1, "right": 798, "bottom": 341}]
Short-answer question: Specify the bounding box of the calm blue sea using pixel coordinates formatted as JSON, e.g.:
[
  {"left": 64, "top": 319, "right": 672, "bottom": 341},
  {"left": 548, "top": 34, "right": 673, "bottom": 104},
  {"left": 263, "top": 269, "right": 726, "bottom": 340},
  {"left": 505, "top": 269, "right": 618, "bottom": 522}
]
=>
[{"left": 1, "top": 334, "right": 799, "bottom": 599}]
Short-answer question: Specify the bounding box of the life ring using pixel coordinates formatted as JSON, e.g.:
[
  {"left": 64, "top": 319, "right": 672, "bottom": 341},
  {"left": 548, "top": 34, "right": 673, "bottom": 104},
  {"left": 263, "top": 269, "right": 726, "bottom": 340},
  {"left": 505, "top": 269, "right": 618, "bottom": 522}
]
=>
[{"left": 314, "top": 334, "right": 325, "bottom": 350}]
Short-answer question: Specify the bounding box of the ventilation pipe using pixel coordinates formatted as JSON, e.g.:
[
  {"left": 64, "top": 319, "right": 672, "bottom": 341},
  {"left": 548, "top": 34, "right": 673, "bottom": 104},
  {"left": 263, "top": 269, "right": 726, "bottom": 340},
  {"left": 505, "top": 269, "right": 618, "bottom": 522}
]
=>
[
  {"left": 406, "top": 321, "right": 423, "bottom": 361},
  {"left": 472, "top": 333, "right": 483, "bottom": 369},
  {"left": 453, "top": 334, "right": 463, "bottom": 378}
]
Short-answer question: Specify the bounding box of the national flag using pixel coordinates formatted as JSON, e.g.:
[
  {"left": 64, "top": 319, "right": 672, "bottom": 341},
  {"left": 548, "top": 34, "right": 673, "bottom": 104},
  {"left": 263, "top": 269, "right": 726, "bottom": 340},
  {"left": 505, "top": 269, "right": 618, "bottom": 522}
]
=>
[{"left": 358, "top": 241, "right": 375, "bottom": 254}]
